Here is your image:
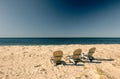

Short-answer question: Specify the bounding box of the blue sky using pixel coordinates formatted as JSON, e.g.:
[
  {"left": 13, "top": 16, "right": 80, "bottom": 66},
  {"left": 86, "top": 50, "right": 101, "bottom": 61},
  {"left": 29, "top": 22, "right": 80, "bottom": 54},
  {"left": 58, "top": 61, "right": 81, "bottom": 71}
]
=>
[{"left": 0, "top": 0, "right": 120, "bottom": 37}]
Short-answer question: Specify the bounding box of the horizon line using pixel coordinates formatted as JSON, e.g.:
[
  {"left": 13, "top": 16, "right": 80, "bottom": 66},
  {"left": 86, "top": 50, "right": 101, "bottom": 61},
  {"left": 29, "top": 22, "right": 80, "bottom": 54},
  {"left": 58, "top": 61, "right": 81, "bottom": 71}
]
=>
[{"left": 0, "top": 37, "right": 120, "bottom": 38}]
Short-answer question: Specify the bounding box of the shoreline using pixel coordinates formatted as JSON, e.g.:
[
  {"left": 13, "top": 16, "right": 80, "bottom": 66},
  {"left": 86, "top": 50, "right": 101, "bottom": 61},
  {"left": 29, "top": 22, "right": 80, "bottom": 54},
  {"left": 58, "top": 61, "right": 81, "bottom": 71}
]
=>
[{"left": 0, "top": 43, "right": 120, "bottom": 46}]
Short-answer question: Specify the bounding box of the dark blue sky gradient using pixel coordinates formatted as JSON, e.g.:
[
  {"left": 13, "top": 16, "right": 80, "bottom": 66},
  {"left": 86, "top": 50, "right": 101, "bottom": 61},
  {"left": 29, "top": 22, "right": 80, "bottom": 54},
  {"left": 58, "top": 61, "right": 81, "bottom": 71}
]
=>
[{"left": 0, "top": 0, "right": 120, "bottom": 37}]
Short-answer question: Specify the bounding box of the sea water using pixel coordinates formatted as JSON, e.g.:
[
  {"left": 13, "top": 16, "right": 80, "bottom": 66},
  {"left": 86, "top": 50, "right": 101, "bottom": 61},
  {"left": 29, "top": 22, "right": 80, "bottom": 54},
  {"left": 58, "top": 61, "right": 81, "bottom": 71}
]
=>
[{"left": 0, "top": 38, "right": 120, "bottom": 45}]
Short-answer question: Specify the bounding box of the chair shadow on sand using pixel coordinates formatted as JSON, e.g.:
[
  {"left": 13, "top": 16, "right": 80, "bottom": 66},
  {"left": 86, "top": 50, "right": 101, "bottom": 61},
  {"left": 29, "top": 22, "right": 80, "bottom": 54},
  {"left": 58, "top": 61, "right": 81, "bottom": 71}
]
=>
[
  {"left": 81, "top": 57, "right": 114, "bottom": 63},
  {"left": 81, "top": 58, "right": 114, "bottom": 64},
  {"left": 65, "top": 64, "right": 85, "bottom": 66},
  {"left": 82, "top": 60, "right": 102, "bottom": 64},
  {"left": 56, "top": 61, "right": 85, "bottom": 66},
  {"left": 55, "top": 58, "right": 115, "bottom": 66},
  {"left": 94, "top": 58, "right": 114, "bottom": 61},
  {"left": 52, "top": 58, "right": 114, "bottom": 66}
]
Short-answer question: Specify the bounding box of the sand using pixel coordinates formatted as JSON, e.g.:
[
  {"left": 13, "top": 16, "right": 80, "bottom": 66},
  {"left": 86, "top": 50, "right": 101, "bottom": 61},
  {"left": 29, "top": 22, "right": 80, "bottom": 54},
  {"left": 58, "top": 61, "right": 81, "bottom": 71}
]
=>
[{"left": 0, "top": 44, "right": 120, "bottom": 79}]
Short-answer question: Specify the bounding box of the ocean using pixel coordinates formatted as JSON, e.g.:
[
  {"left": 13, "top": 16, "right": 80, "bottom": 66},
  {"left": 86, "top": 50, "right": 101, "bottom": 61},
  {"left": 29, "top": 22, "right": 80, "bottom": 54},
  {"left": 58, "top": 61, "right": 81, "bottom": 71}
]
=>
[{"left": 0, "top": 38, "right": 120, "bottom": 45}]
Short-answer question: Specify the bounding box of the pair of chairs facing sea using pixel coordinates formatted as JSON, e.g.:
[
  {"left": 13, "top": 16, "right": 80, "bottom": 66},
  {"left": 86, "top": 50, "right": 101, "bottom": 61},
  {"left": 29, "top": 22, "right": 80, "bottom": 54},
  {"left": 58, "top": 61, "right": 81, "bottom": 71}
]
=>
[{"left": 50, "top": 47, "right": 96, "bottom": 66}]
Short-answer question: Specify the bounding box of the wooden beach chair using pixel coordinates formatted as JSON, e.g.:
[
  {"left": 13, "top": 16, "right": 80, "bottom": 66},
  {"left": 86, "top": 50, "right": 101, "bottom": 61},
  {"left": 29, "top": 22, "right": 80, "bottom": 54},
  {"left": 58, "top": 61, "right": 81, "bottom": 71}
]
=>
[
  {"left": 85, "top": 47, "right": 96, "bottom": 62},
  {"left": 50, "top": 50, "right": 64, "bottom": 66},
  {"left": 88, "top": 47, "right": 96, "bottom": 62},
  {"left": 69, "top": 49, "right": 82, "bottom": 65}
]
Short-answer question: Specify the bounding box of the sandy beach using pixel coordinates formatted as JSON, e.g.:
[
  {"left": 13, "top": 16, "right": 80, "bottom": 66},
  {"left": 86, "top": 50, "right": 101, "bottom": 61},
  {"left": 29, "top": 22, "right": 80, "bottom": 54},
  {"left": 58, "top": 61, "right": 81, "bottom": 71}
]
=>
[{"left": 0, "top": 44, "right": 120, "bottom": 79}]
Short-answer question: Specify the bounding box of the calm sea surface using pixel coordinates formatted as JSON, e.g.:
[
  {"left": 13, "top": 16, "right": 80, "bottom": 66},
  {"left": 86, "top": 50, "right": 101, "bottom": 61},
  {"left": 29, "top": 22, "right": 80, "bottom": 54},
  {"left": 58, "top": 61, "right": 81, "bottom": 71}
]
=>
[{"left": 0, "top": 38, "right": 120, "bottom": 45}]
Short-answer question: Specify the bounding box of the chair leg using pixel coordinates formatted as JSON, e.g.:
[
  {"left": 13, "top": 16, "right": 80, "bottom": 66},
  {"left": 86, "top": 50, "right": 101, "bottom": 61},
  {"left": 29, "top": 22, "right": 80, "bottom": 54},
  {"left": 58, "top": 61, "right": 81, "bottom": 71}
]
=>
[
  {"left": 50, "top": 59, "right": 54, "bottom": 64},
  {"left": 54, "top": 63, "right": 57, "bottom": 66},
  {"left": 89, "top": 57, "right": 93, "bottom": 62},
  {"left": 69, "top": 58, "right": 75, "bottom": 64},
  {"left": 61, "top": 61, "right": 66, "bottom": 65},
  {"left": 89, "top": 59, "right": 93, "bottom": 62},
  {"left": 75, "top": 61, "right": 78, "bottom": 65}
]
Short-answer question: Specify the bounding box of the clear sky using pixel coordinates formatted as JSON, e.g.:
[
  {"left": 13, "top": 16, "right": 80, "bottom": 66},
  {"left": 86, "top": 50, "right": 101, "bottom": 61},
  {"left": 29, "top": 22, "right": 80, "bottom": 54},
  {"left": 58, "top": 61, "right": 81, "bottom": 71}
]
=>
[{"left": 0, "top": 0, "right": 120, "bottom": 37}]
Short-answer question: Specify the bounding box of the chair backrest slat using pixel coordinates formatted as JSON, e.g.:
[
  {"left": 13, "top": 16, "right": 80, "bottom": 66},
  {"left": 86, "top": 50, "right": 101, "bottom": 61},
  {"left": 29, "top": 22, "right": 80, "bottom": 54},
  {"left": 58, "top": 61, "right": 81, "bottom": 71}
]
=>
[
  {"left": 88, "top": 47, "right": 96, "bottom": 57},
  {"left": 53, "top": 50, "right": 63, "bottom": 63},
  {"left": 73, "top": 49, "right": 82, "bottom": 60}
]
